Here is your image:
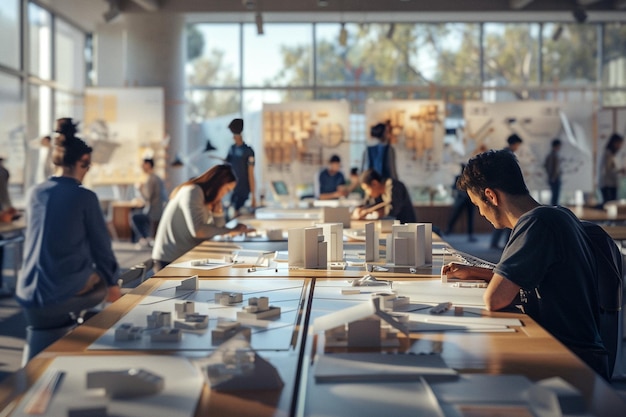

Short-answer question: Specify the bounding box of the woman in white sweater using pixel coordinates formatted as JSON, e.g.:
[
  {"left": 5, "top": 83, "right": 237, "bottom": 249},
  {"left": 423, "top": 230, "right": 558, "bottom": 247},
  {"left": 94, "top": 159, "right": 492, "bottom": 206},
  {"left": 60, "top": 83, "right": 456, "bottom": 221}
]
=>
[{"left": 152, "top": 164, "right": 250, "bottom": 271}]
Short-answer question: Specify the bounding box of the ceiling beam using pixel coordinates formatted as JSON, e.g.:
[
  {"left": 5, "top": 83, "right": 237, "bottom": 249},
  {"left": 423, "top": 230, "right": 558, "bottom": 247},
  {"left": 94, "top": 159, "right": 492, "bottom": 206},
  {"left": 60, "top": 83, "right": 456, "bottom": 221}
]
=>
[
  {"left": 130, "top": 0, "right": 160, "bottom": 12},
  {"left": 510, "top": 0, "right": 535, "bottom": 9}
]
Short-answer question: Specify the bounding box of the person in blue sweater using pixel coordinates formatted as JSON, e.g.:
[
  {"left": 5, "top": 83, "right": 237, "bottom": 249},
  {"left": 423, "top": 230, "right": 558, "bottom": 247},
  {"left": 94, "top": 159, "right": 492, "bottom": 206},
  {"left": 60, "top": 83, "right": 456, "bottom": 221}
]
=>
[{"left": 18, "top": 121, "right": 121, "bottom": 333}]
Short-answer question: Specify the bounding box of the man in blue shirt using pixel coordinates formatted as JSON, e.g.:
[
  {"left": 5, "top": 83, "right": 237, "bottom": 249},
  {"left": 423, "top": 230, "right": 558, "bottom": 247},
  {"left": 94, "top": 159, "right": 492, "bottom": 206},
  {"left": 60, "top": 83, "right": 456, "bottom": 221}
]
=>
[
  {"left": 317, "top": 154, "right": 347, "bottom": 200},
  {"left": 225, "top": 118, "right": 256, "bottom": 216}
]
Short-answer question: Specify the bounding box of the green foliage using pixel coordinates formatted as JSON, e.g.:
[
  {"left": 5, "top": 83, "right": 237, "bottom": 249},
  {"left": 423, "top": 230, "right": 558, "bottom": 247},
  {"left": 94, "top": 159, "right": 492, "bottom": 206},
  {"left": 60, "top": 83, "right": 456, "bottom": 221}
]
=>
[{"left": 186, "top": 25, "right": 204, "bottom": 62}]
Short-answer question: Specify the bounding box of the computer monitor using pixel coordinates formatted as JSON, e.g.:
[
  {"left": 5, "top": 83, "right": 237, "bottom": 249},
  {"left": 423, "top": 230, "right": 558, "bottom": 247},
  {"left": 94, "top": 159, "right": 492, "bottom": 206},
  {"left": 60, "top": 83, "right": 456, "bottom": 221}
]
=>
[{"left": 271, "top": 180, "right": 289, "bottom": 197}]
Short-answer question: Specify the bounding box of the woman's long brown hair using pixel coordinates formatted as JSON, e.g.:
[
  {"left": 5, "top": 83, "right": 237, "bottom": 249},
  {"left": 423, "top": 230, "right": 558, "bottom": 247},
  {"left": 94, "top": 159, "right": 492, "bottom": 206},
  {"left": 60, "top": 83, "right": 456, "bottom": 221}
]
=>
[{"left": 171, "top": 164, "right": 236, "bottom": 203}]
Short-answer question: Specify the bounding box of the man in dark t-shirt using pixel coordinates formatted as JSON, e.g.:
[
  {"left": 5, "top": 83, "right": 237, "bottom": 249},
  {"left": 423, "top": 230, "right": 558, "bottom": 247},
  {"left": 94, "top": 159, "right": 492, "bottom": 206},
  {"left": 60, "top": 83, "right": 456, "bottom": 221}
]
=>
[
  {"left": 225, "top": 118, "right": 256, "bottom": 216},
  {"left": 317, "top": 154, "right": 347, "bottom": 200},
  {"left": 442, "top": 149, "right": 612, "bottom": 380}
]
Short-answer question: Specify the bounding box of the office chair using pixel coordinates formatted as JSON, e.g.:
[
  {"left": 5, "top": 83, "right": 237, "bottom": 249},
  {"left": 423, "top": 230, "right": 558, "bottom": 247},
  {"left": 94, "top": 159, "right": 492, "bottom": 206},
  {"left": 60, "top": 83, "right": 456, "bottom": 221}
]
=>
[{"left": 582, "top": 221, "right": 624, "bottom": 379}]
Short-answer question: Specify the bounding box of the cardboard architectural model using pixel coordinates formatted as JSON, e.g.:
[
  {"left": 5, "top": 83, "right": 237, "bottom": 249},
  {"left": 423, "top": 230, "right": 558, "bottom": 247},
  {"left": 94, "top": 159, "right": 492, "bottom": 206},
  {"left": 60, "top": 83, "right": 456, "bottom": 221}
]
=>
[
  {"left": 175, "top": 301, "right": 195, "bottom": 318},
  {"left": 364, "top": 222, "right": 380, "bottom": 262},
  {"left": 150, "top": 327, "right": 182, "bottom": 343},
  {"left": 86, "top": 368, "right": 164, "bottom": 398},
  {"left": 317, "top": 222, "right": 344, "bottom": 262},
  {"left": 147, "top": 311, "right": 171, "bottom": 329},
  {"left": 215, "top": 292, "right": 243, "bottom": 305},
  {"left": 174, "top": 313, "right": 209, "bottom": 330},
  {"left": 114, "top": 323, "right": 143, "bottom": 341}
]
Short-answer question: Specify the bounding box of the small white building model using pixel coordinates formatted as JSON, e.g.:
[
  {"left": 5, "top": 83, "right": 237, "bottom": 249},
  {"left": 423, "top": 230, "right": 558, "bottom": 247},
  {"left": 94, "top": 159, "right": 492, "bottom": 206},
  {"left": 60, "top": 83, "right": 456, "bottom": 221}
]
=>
[
  {"left": 288, "top": 227, "right": 328, "bottom": 269},
  {"left": 147, "top": 311, "right": 171, "bottom": 329},
  {"left": 364, "top": 222, "right": 379, "bottom": 262},
  {"left": 176, "top": 275, "right": 199, "bottom": 291},
  {"left": 316, "top": 222, "right": 344, "bottom": 262},
  {"left": 175, "top": 301, "right": 195, "bottom": 319},
  {"left": 174, "top": 313, "right": 209, "bottom": 330},
  {"left": 150, "top": 327, "right": 182, "bottom": 342},
  {"left": 198, "top": 335, "right": 284, "bottom": 391},
  {"left": 374, "top": 292, "right": 410, "bottom": 311},
  {"left": 386, "top": 223, "right": 432, "bottom": 266},
  {"left": 87, "top": 368, "right": 164, "bottom": 398},
  {"left": 215, "top": 292, "right": 243, "bottom": 305},
  {"left": 237, "top": 296, "right": 281, "bottom": 320},
  {"left": 114, "top": 323, "right": 143, "bottom": 341},
  {"left": 212, "top": 320, "right": 252, "bottom": 344}
]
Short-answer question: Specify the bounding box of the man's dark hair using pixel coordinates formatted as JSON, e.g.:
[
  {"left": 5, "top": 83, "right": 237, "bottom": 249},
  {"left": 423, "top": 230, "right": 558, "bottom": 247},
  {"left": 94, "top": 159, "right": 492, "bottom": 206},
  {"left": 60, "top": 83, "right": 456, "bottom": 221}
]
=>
[
  {"left": 457, "top": 149, "right": 529, "bottom": 201},
  {"left": 551, "top": 138, "right": 562, "bottom": 148},
  {"left": 329, "top": 154, "right": 341, "bottom": 163},
  {"left": 360, "top": 169, "right": 383, "bottom": 185},
  {"left": 143, "top": 158, "right": 155, "bottom": 168},
  {"left": 507, "top": 133, "right": 523, "bottom": 146}
]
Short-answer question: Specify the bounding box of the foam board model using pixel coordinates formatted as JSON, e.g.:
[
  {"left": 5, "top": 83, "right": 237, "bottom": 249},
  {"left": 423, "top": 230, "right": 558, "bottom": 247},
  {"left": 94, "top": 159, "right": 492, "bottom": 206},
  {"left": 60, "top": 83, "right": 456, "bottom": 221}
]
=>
[
  {"left": 175, "top": 301, "right": 195, "bottom": 319},
  {"left": 317, "top": 222, "right": 344, "bottom": 262},
  {"left": 150, "top": 328, "right": 182, "bottom": 343},
  {"left": 288, "top": 227, "right": 328, "bottom": 269},
  {"left": 322, "top": 206, "right": 351, "bottom": 228},
  {"left": 176, "top": 275, "right": 199, "bottom": 291},
  {"left": 86, "top": 368, "right": 164, "bottom": 398},
  {"left": 147, "top": 311, "right": 171, "bottom": 329},
  {"left": 197, "top": 335, "right": 284, "bottom": 391},
  {"left": 373, "top": 291, "right": 410, "bottom": 311},
  {"left": 386, "top": 223, "right": 431, "bottom": 266},
  {"left": 237, "top": 296, "right": 281, "bottom": 320},
  {"left": 215, "top": 292, "right": 243, "bottom": 305},
  {"left": 211, "top": 320, "right": 252, "bottom": 344},
  {"left": 114, "top": 323, "right": 143, "bottom": 341},
  {"left": 174, "top": 313, "right": 209, "bottom": 330},
  {"left": 364, "top": 222, "right": 379, "bottom": 262}
]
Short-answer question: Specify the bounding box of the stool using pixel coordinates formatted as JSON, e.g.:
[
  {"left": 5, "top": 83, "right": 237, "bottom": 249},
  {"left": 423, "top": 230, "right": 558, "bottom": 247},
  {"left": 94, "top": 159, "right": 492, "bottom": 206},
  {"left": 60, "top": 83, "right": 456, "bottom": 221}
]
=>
[{"left": 21, "top": 323, "right": 76, "bottom": 367}]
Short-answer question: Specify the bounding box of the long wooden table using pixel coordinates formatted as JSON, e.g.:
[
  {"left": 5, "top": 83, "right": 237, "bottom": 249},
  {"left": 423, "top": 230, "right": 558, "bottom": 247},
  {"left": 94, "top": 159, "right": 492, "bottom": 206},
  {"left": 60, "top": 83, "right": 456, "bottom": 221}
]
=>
[{"left": 1, "top": 236, "right": 625, "bottom": 417}]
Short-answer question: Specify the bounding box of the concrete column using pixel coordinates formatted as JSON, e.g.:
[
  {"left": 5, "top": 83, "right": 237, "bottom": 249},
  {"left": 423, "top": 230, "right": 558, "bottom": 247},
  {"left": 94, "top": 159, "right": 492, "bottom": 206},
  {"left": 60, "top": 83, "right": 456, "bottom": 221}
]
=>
[{"left": 95, "top": 13, "right": 187, "bottom": 188}]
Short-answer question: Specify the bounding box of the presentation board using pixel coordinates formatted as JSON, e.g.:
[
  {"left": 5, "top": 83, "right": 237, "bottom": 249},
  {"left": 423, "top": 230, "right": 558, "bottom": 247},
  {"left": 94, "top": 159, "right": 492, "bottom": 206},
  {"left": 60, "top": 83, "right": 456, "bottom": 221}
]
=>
[{"left": 462, "top": 100, "right": 594, "bottom": 192}]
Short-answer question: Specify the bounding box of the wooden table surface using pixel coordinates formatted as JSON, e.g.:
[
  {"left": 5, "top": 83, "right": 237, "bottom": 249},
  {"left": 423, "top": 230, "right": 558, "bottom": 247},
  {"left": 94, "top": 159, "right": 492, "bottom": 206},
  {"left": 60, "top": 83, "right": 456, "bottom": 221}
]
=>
[{"left": 1, "top": 233, "right": 625, "bottom": 417}]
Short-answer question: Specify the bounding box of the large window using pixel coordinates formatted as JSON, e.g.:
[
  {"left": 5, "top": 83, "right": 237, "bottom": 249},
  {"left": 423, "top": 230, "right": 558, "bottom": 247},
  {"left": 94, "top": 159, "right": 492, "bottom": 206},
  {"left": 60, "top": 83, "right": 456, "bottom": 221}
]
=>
[
  {"left": 243, "top": 23, "right": 312, "bottom": 87},
  {"left": 29, "top": 3, "right": 52, "bottom": 80},
  {"left": 187, "top": 24, "right": 240, "bottom": 87},
  {"left": 0, "top": 73, "right": 25, "bottom": 184},
  {"left": 55, "top": 19, "right": 86, "bottom": 91},
  {"left": 0, "top": 0, "right": 20, "bottom": 70},
  {"left": 483, "top": 23, "right": 540, "bottom": 88},
  {"left": 542, "top": 23, "right": 597, "bottom": 85},
  {"left": 603, "top": 23, "right": 626, "bottom": 106}
]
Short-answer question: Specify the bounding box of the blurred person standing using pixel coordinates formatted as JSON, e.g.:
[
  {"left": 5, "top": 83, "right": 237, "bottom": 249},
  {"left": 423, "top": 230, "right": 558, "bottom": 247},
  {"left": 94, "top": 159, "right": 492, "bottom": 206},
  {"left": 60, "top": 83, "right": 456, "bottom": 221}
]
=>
[
  {"left": 225, "top": 118, "right": 256, "bottom": 217},
  {"left": 544, "top": 138, "right": 562, "bottom": 206},
  {"left": 130, "top": 158, "right": 167, "bottom": 247},
  {"left": 0, "top": 154, "right": 16, "bottom": 296},
  {"left": 362, "top": 123, "right": 398, "bottom": 180},
  {"left": 599, "top": 133, "right": 625, "bottom": 205}
]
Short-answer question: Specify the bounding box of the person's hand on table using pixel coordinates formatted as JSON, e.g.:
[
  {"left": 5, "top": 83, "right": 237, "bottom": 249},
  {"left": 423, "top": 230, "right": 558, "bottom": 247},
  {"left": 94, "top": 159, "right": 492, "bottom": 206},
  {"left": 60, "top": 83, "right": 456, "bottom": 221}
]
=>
[
  {"left": 441, "top": 262, "right": 484, "bottom": 280},
  {"left": 228, "top": 223, "right": 255, "bottom": 236},
  {"left": 106, "top": 285, "right": 122, "bottom": 302}
]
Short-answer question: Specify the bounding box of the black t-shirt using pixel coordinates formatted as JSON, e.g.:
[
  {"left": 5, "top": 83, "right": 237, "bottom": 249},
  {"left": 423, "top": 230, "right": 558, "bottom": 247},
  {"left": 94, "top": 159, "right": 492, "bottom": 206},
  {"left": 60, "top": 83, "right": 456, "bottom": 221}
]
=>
[{"left": 494, "top": 206, "right": 604, "bottom": 352}]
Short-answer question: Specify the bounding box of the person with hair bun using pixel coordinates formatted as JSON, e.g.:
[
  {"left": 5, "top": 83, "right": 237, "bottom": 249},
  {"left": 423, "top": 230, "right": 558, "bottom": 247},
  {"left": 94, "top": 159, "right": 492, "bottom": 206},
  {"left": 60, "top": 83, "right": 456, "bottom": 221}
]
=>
[
  {"left": 151, "top": 164, "right": 253, "bottom": 272},
  {"left": 17, "top": 119, "right": 121, "bottom": 356}
]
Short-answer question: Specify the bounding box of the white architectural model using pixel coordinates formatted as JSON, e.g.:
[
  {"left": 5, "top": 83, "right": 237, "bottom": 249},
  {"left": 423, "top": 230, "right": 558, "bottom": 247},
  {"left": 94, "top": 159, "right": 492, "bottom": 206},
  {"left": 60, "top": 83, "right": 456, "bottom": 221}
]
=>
[
  {"left": 321, "top": 206, "right": 351, "bottom": 228},
  {"left": 175, "top": 301, "right": 195, "bottom": 318},
  {"left": 150, "top": 327, "right": 182, "bottom": 342},
  {"left": 114, "top": 323, "right": 143, "bottom": 341},
  {"left": 198, "top": 335, "right": 284, "bottom": 391},
  {"left": 317, "top": 222, "right": 344, "bottom": 262},
  {"left": 237, "top": 296, "right": 281, "bottom": 320},
  {"left": 215, "top": 292, "right": 243, "bottom": 305},
  {"left": 375, "top": 292, "right": 410, "bottom": 311},
  {"left": 288, "top": 227, "right": 327, "bottom": 268},
  {"left": 174, "top": 313, "right": 209, "bottom": 330},
  {"left": 314, "top": 297, "right": 409, "bottom": 350},
  {"left": 212, "top": 320, "right": 252, "bottom": 344},
  {"left": 176, "top": 275, "right": 199, "bottom": 291},
  {"left": 364, "top": 222, "right": 379, "bottom": 262},
  {"left": 147, "top": 311, "right": 171, "bottom": 329},
  {"left": 86, "top": 368, "right": 164, "bottom": 398},
  {"left": 386, "top": 223, "right": 432, "bottom": 266}
]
